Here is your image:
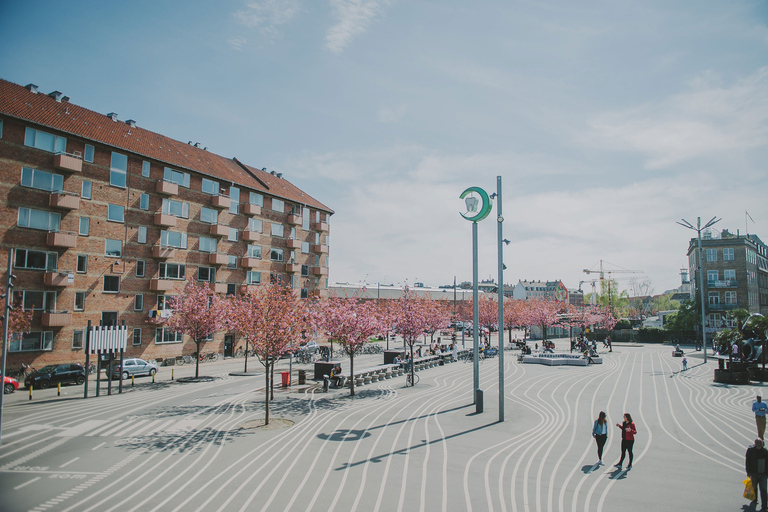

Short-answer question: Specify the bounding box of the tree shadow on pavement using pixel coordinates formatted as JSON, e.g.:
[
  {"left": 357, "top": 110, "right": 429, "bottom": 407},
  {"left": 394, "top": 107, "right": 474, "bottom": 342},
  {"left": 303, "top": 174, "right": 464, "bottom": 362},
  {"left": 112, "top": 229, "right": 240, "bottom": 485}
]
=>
[{"left": 123, "top": 426, "right": 250, "bottom": 454}]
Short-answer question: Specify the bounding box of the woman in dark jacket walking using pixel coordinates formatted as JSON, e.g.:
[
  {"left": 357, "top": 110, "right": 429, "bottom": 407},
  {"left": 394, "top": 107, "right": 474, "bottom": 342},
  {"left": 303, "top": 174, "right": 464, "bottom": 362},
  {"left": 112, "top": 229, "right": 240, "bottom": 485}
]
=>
[
  {"left": 592, "top": 411, "right": 608, "bottom": 465},
  {"left": 614, "top": 413, "right": 637, "bottom": 470}
]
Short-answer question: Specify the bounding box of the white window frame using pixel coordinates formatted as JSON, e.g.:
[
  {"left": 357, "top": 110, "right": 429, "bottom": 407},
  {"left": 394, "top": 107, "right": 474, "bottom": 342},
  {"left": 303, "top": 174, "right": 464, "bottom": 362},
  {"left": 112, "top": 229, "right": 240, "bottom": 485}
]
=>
[
  {"left": 200, "top": 207, "right": 218, "bottom": 224},
  {"left": 107, "top": 204, "right": 125, "bottom": 223},
  {"left": 110, "top": 151, "right": 128, "bottom": 188},
  {"left": 104, "top": 275, "right": 121, "bottom": 293},
  {"left": 228, "top": 228, "right": 238, "bottom": 242},
  {"left": 247, "top": 244, "right": 262, "bottom": 259},
  {"left": 132, "top": 328, "right": 142, "bottom": 346},
  {"left": 138, "top": 226, "right": 147, "bottom": 244},
  {"left": 105, "top": 239, "right": 122, "bottom": 257},
  {"left": 73, "top": 330, "right": 84, "bottom": 350},
  {"left": 81, "top": 180, "right": 92, "bottom": 199},
  {"left": 140, "top": 193, "right": 149, "bottom": 210},
  {"left": 271, "top": 198, "right": 284, "bottom": 213},
  {"left": 18, "top": 207, "right": 60, "bottom": 232},
  {"left": 198, "top": 267, "right": 216, "bottom": 282},
  {"left": 134, "top": 294, "right": 144, "bottom": 311},
  {"left": 199, "top": 236, "right": 217, "bottom": 253},
  {"left": 77, "top": 254, "right": 87, "bottom": 273},
  {"left": 9, "top": 331, "right": 53, "bottom": 352},
  {"left": 136, "top": 260, "right": 145, "bottom": 277},
  {"left": 723, "top": 248, "right": 734, "bottom": 261},
  {"left": 248, "top": 218, "right": 263, "bottom": 232},
  {"left": 271, "top": 223, "right": 284, "bottom": 238},
  {"left": 142, "top": 161, "right": 150, "bottom": 177},
  {"left": 24, "top": 127, "right": 66, "bottom": 153},
  {"left": 21, "top": 167, "right": 63, "bottom": 192},
  {"left": 162, "top": 198, "right": 189, "bottom": 218},
  {"left": 158, "top": 262, "right": 187, "bottom": 280},
  {"left": 247, "top": 271, "right": 261, "bottom": 285},
  {"left": 164, "top": 167, "right": 190, "bottom": 187},
  {"left": 270, "top": 248, "right": 284, "bottom": 262},
  {"left": 79, "top": 217, "right": 90, "bottom": 236},
  {"left": 202, "top": 178, "right": 219, "bottom": 195},
  {"left": 249, "top": 192, "right": 263, "bottom": 206},
  {"left": 15, "top": 249, "right": 57, "bottom": 271},
  {"left": 160, "top": 230, "right": 187, "bottom": 249},
  {"left": 15, "top": 290, "right": 56, "bottom": 311},
  {"left": 156, "top": 328, "right": 183, "bottom": 344},
  {"left": 84, "top": 144, "right": 94, "bottom": 163},
  {"left": 227, "top": 255, "right": 237, "bottom": 269}
]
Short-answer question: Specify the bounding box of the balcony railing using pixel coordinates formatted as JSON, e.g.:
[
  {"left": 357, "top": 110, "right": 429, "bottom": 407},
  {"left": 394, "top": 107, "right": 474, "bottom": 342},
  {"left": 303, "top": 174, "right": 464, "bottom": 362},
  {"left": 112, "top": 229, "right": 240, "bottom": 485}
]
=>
[
  {"left": 49, "top": 192, "right": 80, "bottom": 210},
  {"left": 44, "top": 271, "right": 74, "bottom": 287},
  {"left": 312, "top": 221, "right": 329, "bottom": 232},
  {"left": 311, "top": 244, "right": 329, "bottom": 254},
  {"left": 286, "top": 239, "right": 302, "bottom": 249},
  {"left": 47, "top": 230, "right": 78, "bottom": 248},
  {"left": 707, "top": 280, "right": 738, "bottom": 288},
  {"left": 287, "top": 214, "right": 302, "bottom": 226},
  {"left": 210, "top": 224, "right": 228, "bottom": 237},
  {"left": 241, "top": 257, "right": 261, "bottom": 268},
  {"left": 152, "top": 245, "right": 175, "bottom": 259},
  {"left": 42, "top": 311, "right": 72, "bottom": 327},
  {"left": 707, "top": 303, "right": 738, "bottom": 311},
  {"left": 312, "top": 267, "right": 329, "bottom": 276},
  {"left": 150, "top": 279, "right": 176, "bottom": 292},
  {"left": 53, "top": 151, "right": 82, "bottom": 173},
  {"left": 156, "top": 179, "right": 179, "bottom": 196},
  {"left": 154, "top": 212, "right": 177, "bottom": 227},
  {"left": 211, "top": 194, "right": 230, "bottom": 209},
  {"left": 242, "top": 230, "right": 260, "bottom": 242},
  {"left": 243, "top": 203, "right": 261, "bottom": 216},
  {"left": 208, "top": 253, "right": 228, "bottom": 266}
]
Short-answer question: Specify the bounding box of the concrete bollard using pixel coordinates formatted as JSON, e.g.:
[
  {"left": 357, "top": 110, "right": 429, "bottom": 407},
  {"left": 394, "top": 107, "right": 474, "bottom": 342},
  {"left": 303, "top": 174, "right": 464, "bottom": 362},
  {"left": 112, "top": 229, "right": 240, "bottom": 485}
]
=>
[{"left": 476, "top": 388, "right": 484, "bottom": 414}]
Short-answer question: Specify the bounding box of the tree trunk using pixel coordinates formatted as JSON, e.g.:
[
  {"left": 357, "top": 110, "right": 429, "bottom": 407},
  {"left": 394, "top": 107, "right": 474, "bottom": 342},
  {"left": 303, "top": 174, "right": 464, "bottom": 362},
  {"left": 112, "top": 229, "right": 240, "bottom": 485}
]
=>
[
  {"left": 349, "top": 352, "right": 355, "bottom": 396},
  {"left": 264, "top": 359, "right": 270, "bottom": 426},
  {"left": 195, "top": 339, "right": 201, "bottom": 379},
  {"left": 244, "top": 344, "right": 248, "bottom": 373},
  {"left": 270, "top": 358, "right": 275, "bottom": 401},
  {"left": 410, "top": 342, "right": 415, "bottom": 385}
]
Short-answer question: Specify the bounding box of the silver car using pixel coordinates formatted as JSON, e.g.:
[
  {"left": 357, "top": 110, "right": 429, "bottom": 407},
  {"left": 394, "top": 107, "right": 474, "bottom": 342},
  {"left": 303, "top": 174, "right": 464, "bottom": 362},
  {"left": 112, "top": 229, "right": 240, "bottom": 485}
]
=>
[{"left": 109, "top": 358, "right": 158, "bottom": 380}]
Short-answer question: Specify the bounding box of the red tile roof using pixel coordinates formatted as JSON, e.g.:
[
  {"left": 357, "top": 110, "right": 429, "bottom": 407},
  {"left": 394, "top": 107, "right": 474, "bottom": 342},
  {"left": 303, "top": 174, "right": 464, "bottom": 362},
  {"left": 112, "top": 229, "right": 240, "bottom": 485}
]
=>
[{"left": 0, "top": 78, "right": 332, "bottom": 213}]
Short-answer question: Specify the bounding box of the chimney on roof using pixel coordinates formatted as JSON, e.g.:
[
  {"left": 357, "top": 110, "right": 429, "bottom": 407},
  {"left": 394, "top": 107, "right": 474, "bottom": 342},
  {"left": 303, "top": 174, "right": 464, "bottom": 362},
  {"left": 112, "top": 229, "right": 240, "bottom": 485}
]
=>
[
  {"left": 271, "top": 171, "right": 277, "bottom": 176},
  {"left": 25, "top": 84, "right": 38, "bottom": 94},
  {"left": 262, "top": 168, "right": 267, "bottom": 172},
  {"left": 276, "top": 173, "right": 283, "bottom": 179},
  {"left": 126, "top": 119, "right": 136, "bottom": 128},
  {"left": 194, "top": 142, "right": 201, "bottom": 148},
  {"left": 62, "top": 96, "right": 70, "bottom": 103},
  {"left": 107, "top": 112, "right": 118, "bottom": 121},
  {"left": 48, "top": 91, "right": 64, "bottom": 102}
]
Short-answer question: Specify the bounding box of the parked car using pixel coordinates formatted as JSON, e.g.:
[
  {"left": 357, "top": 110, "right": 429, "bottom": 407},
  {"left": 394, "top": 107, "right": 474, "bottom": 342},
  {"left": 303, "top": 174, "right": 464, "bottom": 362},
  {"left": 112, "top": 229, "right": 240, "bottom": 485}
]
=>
[
  {"left": 109, "top": 358, "right": 158, "bottom": 380},
  {"left": 24, "top": 364, "right": 86, "bottom": 389},
  {"left": 4, "top": 376, "right": 19, "bottom": 394}
]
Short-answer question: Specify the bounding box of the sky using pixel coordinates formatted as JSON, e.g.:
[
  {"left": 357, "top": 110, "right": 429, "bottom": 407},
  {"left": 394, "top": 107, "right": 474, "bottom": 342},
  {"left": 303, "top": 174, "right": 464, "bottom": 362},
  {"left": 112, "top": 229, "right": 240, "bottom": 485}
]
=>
[{"left": 1, "top": 0, "right": 766, "bottom": 296}]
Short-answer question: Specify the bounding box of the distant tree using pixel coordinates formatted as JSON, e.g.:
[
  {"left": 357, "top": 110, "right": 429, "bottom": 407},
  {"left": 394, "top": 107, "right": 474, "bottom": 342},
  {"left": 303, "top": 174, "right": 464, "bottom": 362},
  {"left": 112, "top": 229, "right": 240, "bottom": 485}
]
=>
[
  {"left": 627, "top": 278, "right": 654, "bottom": 319},
  {"left": 2, "top": 285, "right": 33, "bottom": 351},
  {"left": 652, "top": 293, "right": 680, "bottom": 314},
  {"left": 728, "top": 308, "right": 751, "bottom": 334},
  {"left": 665, "top": 299, "right": 698, "bottom": 332},
  {"left": 525, "top": 298, "right": 567, "bottom": 341},
  {"left": 392, "top": 287, "right": 435, "bottom": 385},
  {"left": 153, "top": 279, "right": 225, "bottom": 379}
]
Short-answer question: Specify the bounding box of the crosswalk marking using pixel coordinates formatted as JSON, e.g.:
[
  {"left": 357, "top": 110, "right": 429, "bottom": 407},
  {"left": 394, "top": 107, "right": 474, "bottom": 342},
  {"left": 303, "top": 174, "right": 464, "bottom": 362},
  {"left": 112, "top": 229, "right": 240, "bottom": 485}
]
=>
[{"left": 55, "top": 420, "right": 108, "bottom": 438}]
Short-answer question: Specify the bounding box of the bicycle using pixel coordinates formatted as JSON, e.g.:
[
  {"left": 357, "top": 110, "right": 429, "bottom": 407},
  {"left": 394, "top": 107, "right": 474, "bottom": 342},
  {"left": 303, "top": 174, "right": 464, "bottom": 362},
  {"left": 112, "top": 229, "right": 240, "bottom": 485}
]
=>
[
  {"left": 87, "top": 362, "right": 97, "bottom": 375},
  {"left": 234, "top": 347, "right": 244, "bottom": 358},
  {"left": 405, "top": 372, "right": 419, "bottom": 387},
  {"left": 182, "top": 354, "right": 195, "bottom": 365},
  {"left": 175, "top": 356, "right": 185, "bottom": 366},
  {"left": 207, "top": 352, "right": 218, "bottom": 362}
]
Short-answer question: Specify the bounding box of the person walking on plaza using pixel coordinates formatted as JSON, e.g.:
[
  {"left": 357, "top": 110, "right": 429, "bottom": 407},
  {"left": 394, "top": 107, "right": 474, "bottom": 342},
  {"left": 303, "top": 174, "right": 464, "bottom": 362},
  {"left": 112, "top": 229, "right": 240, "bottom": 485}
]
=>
[
  {"left": 754, "top": 395, "right": 768, "bottom": 441},
  {"left": 682, "top": 357, "right": 687, "bottom": 371},
  {"left": 592, "top": 411, "right": 608, "bottom": 465},
  {"left": 746, "top": 438, "right": 768, "bottom": 511},
  {"left": 614, "top": 413, "right": 637, "bottom": 470}
]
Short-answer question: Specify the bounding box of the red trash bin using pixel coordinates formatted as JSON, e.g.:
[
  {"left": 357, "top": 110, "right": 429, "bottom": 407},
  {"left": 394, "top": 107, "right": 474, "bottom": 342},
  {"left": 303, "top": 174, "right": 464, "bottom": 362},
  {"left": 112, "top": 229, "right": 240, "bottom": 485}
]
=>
[{"left": 281, "top": 371, "right": 290, "bottom": 387}]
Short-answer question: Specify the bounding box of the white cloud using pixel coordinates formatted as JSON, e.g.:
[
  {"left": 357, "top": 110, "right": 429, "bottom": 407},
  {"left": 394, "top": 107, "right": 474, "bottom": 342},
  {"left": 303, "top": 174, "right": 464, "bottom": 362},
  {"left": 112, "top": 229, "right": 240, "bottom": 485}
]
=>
[
  {"left": 325, "top": 0, "right": 389, "bottom": 54},
  {"left": 228, "top": 36, "right": 248, "bottom": 50},
  {"left": 377, "top": 104, "right": 406, "bottom": 123},
  {"left": 234, "top": 0, "right": 301, "bottom": 36},
  {"left": 585, "top": 67, "right": 768, "bottom": 168}
]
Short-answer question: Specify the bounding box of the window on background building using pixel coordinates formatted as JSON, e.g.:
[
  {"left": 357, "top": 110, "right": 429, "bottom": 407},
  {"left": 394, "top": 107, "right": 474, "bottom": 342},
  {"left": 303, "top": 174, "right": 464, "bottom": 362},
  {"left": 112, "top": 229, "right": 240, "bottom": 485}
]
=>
[
  {"left": 73, "top": 330, "right": 84, "bottom": 349},
  {"left": 25, "top": 127, "right": 66, "bottom": 153},
  {"left": 81, "top": 180, "right": 92, "bottom": 199},
  {"left": 102, "top": 312, "right": 118, "bottom": 326},
  {"left": 707, "top": 270, "right": 718, "bottom": 283},
  {"left": 74, "top": 292, "right": 85, "bottom": 311},
  {"left": 228, "top": 228, "right": 238, "bottom": 242},
  {"left": 105, "top": 239, "right": 122, "bottom": 257},
  {"left": 110, "top": 151, "right": 127, "bottom": 188},
  {"left": 271, "top": 223, "right": 284, "bottom": 237},
  {"left": 133, "top": 328, "right": 142, "bottom": 346},
  {"left": 708, "top": 291, "right": 720, "bottom": 305},
  {"left": 724, "top": 269, "right": 736, "bottom": 282},
  {"left": 158, "top": 263, "right": 186, "bottom": 280},
  {"left": 77, "top": 254, "right": 87, "bottom": 273},
  {"left": 248, "top": 218, "right": 262, "bottom": 232},
  {"left": 301, "top": 289, "right": 309, "bottom": 299},
  {"left": 134, "top": 294, "right": 144, "bottom": 311},
  {"left": 249, "top": 192, "right": 263, "bottom": 206},
  {"left": 229, "top": 186, "right": 239, "bottom": 214},
  {"left": 84, "top": 144, "right": 94, "bottom": 163},
  {"left": 247, "top": 271, "right": 261, "bottom": 285},
  {"left": 21, "top": 167, "right": 63, "bottom": 192},
  {"left": 247, "top": 245, "right": 262, "bottom": 258},
  {"left": 136, "top": 260, "right": 145, "bottom": 277},
  {"left": 140, "top": 193, "right": 149, "bottom": 210},
  {"left": 15, "top": 249, "right": 57, "bottom": 271},
  {"left": 138, "top": 226, "right": 147, "bottom": 244},
  {"left": 227, "top": 255, "right": 237, "bottom": 269},
  {"left": 108, "top": 204, "right": 124, "bottom": 223},
  {"left": 199, "top": 236, "right": 217, "bottom": 254},
  {"left": 201, "top": 178, "right": 219, "bottom": 195},
  {"left": 301, "top": 265, "right": 309, "bottom": 277},
  {"left": 14, "top": 290, "right": 56, "bottom": 311},
  {"left": 723, "top": 248, "right": 734, "bottom": 261},
  {"left": 725, "top": 291, "right": 737, "bottom": 304},
  {"left": 200, "top": 207, "right": 218, "bottom": 224},
  {"left": 157, "top": 295, "right": 172, "bottom": 310},
  {"left": 156, "top": 328, "right": 183, "bottom": 344},
  {"left": 706, "top": 248, "right": 717, "bottom": 262},
  {"left": 270, "top": 248, "right": 283, "bottom": 262},
  {"left": 198, "top": 267, "right": 215, "bottom": 282},
  {"left": 104, "top": 275, "right": 120, "bottom": 293},
  {"left": 79, "top": 217, "right": 90, "bottom": 236},
  {"left": 226, "top": 283, "right": 236, "bottom": 296},
  {"left": 164, "top": 167, "right": 190, "bottom": 187},
  {"left": 271, "top": 198, "right": 284, "bottom": 213},
  {"left": 9, "top": 331, "right": 53, "bottom": 352},
  {"left": 160, "top": 230, "right": 187, "bottom": 249},
  {"left": 162, "top": 198, "right": 189, "bottom": 218},
  {"left": 18, "top": 207, "right": 60, "bottom": 231},
  {"left": 142, "top": 161, "right": 150, "bottom": 177}
]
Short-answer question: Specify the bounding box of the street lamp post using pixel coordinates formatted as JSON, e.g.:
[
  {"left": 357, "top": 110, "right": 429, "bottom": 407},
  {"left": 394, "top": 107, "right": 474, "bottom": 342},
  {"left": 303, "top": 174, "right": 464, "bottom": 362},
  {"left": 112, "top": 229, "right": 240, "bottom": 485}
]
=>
[{"left": 677, "top": 216, "right": 721, "bottom": 363}]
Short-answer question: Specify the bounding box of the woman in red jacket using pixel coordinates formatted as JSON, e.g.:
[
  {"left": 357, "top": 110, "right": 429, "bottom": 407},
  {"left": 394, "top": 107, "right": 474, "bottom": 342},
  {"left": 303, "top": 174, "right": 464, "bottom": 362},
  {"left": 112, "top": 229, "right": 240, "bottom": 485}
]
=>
[{"left": 614, "top": 413, "right": 637, "bottom": 470}]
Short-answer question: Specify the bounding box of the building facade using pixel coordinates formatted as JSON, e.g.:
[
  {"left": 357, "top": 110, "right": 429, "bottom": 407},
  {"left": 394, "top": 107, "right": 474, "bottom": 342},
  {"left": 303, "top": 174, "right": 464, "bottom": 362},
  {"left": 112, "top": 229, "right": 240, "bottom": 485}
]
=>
[
  {"left": 687, "top": 229, "right": 768, "bottom": 335},
  {"left": 0, "top": 79, "right": 332, "bottom": 367},
  {"left": 511, "top": 280, "right": 568, "bottom": 302}
]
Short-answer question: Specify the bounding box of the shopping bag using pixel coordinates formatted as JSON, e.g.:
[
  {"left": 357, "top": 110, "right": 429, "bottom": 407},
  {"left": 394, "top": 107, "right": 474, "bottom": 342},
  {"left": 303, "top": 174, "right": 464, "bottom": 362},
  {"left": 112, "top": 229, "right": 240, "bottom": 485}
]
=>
[{"left": 744, "top": 478, "right": 756, "bottom": 501}]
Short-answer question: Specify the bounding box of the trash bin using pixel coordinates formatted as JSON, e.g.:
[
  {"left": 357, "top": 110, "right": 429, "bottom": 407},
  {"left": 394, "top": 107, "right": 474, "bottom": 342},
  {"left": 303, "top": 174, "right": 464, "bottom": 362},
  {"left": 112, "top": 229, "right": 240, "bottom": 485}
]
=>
[
  {"left": 281, "top": 371, "right": 290, "bottom": 387},
  {"left": 298, "top": 369, "right": 306, "bottom": 385}
]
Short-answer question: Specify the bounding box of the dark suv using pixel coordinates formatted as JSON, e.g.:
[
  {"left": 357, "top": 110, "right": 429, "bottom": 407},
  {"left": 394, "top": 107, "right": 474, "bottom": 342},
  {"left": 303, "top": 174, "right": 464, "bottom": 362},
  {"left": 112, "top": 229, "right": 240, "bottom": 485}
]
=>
[{"left": 25, "top": 364, "right": 86, "bottom": 389}]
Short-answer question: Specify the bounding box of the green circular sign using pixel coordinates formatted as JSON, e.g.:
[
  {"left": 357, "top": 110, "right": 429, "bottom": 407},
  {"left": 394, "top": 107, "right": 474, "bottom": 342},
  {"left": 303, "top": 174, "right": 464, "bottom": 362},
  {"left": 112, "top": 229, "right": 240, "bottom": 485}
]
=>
[{"left": 459, "top": 187, "right": 492, "bottom": 223}]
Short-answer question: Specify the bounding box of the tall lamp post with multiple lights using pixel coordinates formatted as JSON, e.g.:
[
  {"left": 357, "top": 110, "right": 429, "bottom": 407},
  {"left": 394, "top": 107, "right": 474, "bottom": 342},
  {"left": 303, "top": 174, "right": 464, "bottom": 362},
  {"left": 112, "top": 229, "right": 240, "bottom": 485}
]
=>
[{"left": 677, "top": 216, "right": 721, "bottom": 363}]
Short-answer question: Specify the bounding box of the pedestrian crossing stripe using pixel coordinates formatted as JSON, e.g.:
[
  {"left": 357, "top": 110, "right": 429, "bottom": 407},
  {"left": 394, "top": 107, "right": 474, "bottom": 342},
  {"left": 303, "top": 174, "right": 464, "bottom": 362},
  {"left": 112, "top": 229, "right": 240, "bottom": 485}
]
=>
[{"left": 54, "top": 418, "right": 202, "bottom": 438}]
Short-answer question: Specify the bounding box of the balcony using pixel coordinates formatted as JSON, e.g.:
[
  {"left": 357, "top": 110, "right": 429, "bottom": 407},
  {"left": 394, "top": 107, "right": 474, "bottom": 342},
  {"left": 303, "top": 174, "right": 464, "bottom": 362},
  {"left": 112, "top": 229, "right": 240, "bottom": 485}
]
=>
[
  {"left": 240, "top": 285, "right": 259, "bottom": 295},
  {"left": 152, "top": 245, "right": 175, "bottom": 259},
  {"left": 313, "top": 267, "right": 329, "bottom": 276},
  {"left": 708, "top": 280, "right": 739, "bottom": 288},
  {"left": 311, "top": 244, "right": 329, "bottom": 254},
  {"left": 53, "top": 152, "right": 82, "bottom": 173},
  {"left": 286, "top": 239, "right": 302, "bottom": 250},
  {"left": 154, "top": 212, "right": 177, "bottom": 227},
  {"left": 210, "top": 224, "right": 228, "bottom": 237},
  {"left": 312, "top": 221, "right": 329, "bottom": 232},
  {"left": 242, "top": 230, "right": 261, "bottom": 242},
  {"left": 243, "top": 203, "right": 261, "bottom": 216},
  {"left": 287, "top": 214, "right": 302, "bottom": 226},
  {"left": 311, "top": 289, "right": 328, "bottom": 298},
  {"left": 707, "top": 303, "right": 738, "bottom": 311},
  {"left": 213, "top": 282, "right": 228, "bottom": 294},
  {"left": 44, "top": 271, "right": 74, "bottom": 287},
  {"left": 46, "top": 231, "right": 77, "bottom": 249},
  {"left": 241, "top": 257, "right": 261, "bottom": 268},
  {"left": 156, "top": 180, "right": 178, "bottom": 196},
  {"left": 49, "top": 192, "right": 80, "bottom": 210},
  {"left": 211, "top": 195, "right": 230, "bottom": 209},
  {"left": 42, "top": 311, "right": 72, "bottom": 327},
  {"left": 286, "top": 263, "right": 301, "bottom": 273},
  {"left": 150, "top": 279, "right": 176, "bottom": 292},
  {"left": 208, "top": 253, "right": 229, "bottom": 266}
]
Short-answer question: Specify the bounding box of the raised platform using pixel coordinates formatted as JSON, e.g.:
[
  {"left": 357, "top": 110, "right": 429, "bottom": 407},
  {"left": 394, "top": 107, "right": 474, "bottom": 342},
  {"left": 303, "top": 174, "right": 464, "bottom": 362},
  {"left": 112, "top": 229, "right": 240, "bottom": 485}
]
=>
[{"left": 522, "top": 352, "right": 602, "bottom": 366}]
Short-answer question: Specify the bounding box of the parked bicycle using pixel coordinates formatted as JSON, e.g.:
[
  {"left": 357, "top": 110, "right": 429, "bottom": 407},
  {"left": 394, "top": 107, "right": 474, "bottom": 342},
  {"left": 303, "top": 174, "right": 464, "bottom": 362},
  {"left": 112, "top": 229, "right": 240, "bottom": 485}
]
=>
[{"left": 405, "top": 372, "right": 419, "bottom": 387}]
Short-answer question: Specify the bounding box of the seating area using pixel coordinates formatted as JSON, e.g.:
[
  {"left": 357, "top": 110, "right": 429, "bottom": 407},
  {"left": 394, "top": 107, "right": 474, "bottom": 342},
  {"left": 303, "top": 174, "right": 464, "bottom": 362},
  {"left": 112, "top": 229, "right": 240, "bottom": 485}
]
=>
[{"left": 521, "top": 352, "right": 603, "bottom": 366}]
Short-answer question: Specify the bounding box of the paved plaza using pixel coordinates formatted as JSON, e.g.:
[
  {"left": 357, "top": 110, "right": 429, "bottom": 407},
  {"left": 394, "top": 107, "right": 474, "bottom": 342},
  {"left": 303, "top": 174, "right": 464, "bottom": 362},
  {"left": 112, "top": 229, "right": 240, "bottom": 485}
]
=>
[{"left": 0, "top": 340, "right": 761, "bottom": 511}]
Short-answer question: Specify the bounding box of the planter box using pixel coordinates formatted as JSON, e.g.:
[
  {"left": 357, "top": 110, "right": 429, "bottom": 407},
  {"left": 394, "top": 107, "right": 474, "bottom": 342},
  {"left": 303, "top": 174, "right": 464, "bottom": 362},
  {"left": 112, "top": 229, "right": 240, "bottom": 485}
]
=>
[{"left": 713, "top": 369, "right": 750, "bottom": 384}]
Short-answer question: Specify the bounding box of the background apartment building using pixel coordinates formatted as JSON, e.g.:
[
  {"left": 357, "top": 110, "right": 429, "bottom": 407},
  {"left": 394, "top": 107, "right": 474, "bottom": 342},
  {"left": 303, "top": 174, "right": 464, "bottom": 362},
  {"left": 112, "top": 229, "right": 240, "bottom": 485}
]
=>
[
  {"left": 687, "top": 229, "right": 768, "bottom": 336},
  {"left": 0, "top": 79, "right": 332, "bottom": 367}
]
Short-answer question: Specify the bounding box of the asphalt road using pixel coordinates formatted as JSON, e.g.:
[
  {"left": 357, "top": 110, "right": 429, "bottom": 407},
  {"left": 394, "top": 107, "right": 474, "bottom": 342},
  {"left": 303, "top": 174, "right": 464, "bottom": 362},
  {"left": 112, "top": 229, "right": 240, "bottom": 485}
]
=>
[{"left": 0, "top": 339, "right": 760, "bottom": 512}]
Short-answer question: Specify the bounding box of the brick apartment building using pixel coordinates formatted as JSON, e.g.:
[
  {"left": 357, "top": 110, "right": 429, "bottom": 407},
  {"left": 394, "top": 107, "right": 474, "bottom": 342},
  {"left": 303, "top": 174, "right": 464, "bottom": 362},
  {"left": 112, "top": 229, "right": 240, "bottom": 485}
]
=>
[
  {"left": 687, "top": 229, "right": 768, "bottom": 336},
  {"left": 0, "top": 79, "right": 333, "bottom": 367}
]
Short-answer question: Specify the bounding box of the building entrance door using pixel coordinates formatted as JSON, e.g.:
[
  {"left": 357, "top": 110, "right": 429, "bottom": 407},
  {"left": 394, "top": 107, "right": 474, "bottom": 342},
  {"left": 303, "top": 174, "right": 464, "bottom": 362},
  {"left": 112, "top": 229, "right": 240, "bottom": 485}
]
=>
[{"left": 224, "top": 335, "right": 234, "bottom": 358}]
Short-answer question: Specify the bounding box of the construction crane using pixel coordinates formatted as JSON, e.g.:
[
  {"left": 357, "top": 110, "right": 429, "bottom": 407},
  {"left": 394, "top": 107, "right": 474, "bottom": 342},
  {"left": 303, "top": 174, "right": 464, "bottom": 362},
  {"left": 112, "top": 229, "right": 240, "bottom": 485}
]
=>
[
  {"left": 578, "top": 280, "right": 598, "bottom": 306},
  {"left": 583, "top": 260, "right": 643, "bottom": 310}
]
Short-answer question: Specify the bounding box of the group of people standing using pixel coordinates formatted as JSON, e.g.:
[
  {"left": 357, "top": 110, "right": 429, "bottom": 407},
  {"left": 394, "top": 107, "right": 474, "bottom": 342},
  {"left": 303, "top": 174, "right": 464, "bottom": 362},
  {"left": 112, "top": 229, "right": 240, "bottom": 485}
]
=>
[{"left": 591, "top": 411, "right": 637, "bottom": 470}]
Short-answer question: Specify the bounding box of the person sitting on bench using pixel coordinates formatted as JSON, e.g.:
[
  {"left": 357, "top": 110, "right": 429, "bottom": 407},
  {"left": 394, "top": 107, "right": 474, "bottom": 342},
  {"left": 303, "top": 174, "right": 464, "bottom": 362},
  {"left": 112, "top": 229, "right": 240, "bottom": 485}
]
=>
[{"left": 330, "top": 365, "right": 342, "bottom": 387}]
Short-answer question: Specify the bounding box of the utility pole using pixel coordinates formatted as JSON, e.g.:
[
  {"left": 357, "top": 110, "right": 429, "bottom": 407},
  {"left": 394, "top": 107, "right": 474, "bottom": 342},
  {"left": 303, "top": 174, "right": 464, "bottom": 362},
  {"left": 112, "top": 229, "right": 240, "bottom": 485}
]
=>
[{"left": 1, "top": 249, "right": 16, "bottom": 445}]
